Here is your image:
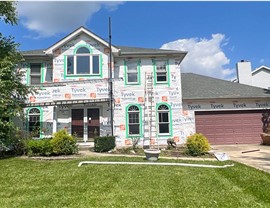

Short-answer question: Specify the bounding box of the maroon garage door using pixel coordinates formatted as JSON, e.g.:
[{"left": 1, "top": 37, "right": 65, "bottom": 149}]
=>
[{"left": 195, "top": 110, "right": 264, "bottom": 145}]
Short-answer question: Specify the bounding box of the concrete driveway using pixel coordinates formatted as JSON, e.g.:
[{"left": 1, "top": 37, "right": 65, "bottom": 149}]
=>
[{"left": 212, "top": 144, "right": 270, "bottom": 173}]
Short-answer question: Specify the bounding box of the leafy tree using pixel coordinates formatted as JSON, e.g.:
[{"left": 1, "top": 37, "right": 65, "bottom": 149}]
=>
[{"left": 0, "top": 1, "right": 32, "bottom": 153}]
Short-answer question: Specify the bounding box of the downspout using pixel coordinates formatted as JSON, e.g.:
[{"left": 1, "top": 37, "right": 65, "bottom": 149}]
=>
[{"left": 109, "top": 17, "right": 114, "bottom": 136}]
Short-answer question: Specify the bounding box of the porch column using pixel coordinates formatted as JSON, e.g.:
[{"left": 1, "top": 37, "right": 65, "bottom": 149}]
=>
[
  {"left": 53, "top": 106, "right": 57, "bottom": 134},
  {"left": 83, "top": 108, "right": 88, "bottom": 142}
]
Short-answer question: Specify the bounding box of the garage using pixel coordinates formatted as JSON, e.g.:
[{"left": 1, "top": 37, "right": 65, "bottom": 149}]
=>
[{"left": 195, "top": 110, "right": 264, "bottom": 145}]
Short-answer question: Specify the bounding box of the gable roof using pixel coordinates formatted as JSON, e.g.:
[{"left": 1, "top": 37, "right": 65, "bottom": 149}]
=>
[
  {"left": 21, "top": 27, "right": 186, "bottom": 60},
  {"left": 252, "top": 65, "right": 270, "bottom": 75},
  {"left": 45, "top": 26, "right": 119, "bottom": 54},
  {"left": 182, "top": 73, "right": 270, "bottom": 100}
]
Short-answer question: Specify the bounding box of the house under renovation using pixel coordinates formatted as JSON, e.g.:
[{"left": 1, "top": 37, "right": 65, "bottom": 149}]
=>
[{"left": 20, "top": 27, "right": 270, "bottom": 146}]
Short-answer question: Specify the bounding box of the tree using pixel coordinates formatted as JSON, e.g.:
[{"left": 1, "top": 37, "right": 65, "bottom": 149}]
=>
[{"left": 0, "top": 1, "right": 32, "bottom": 153}]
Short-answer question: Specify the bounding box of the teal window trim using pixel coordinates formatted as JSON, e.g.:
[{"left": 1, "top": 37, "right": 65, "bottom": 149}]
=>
[
  {"left": 41, "top": 63, "right": 45, "bottom": 84},
  {"left": 153, "top": 59, "right": 170, "bottom": 87},
  {"left": 26, "top": 63, "right": 30, "bottom": 85},
  {"left": 156, "top": 102, "right": 172, "bottom": 137},
  {"left": 125, "top": 104, "right": 143, "bottom": 138},
  {"left": 124, "top": 59, "right": 141, "bottom": 86},
  {"left": 64, "top": 44, "right": 103, "bottom": 79},
  {"left": 27, "top": 63, "right": 44, "bottom": 86},
  {"left": 73, "top": 44, "right": 93, "bottom": 54},
  {"left": 26, "top": 107, "right": 44, "bottom": 139}
]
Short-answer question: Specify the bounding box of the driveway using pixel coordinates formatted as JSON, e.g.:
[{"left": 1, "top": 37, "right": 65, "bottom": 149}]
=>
[{"left": 212, "top": 144, "right": 270, "bottom": 173}]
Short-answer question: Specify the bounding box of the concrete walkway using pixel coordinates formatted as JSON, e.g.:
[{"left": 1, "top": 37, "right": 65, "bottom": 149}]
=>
[{"left": 212, "top": 144, "right": 270, "bottom": 173}]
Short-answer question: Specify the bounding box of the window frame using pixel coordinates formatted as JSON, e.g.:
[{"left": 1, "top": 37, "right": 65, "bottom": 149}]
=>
[
  {"left": 124, "top": 59, "right": 141, "bottom": 85},
  {"left": 28, "top": 108, "right": 41, "bottom": 138},
  {"left": 65, "top": 45, "right": 102, "bottom": 78},
  {"left": 153, "top": 60, "right": 170, "bottom": 85},
  {"left": 29, "top": 63, "right": 42, "bottom": 85},
  {"left": 157, "top": 103, "right": 172, "bottom": 136},
  {"left": 126, "top": 104, "right": 142, "bottom": 138}
]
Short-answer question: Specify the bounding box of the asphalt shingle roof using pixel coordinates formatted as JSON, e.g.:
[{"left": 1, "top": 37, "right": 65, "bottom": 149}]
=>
[
  {"left": 21, "top": 49, "right": 46, "bottom": 56},
  {"left": 21, "top": 46, "right": 186, "bottom": 56},
  {"left": 182, "top": 73, "right": 270, "bottom": 100},
  {"left": 117, "top": 46, "right": 186, "bottom": 55}
]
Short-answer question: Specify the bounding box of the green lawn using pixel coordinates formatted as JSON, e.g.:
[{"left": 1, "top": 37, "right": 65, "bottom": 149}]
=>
[{"left": 0, "top": 156, "right": 270, "bottom": 208}]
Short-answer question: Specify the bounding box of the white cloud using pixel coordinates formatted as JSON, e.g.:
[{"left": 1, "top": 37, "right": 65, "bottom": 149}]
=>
[
  {"left": 161, "top": 34, "right": 234, "bottom": 79},
  {"left": 17, "top": 1, "right": 124, "bottom": 38}
]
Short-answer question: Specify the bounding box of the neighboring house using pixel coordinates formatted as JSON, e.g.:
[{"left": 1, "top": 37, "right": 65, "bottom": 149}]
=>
[
  {"left": 18, "top": 26, "right": 270, "bottom": 146},
  {"left": 234, "top": 60, "right": 270, "bottom": 89},
  {"left": 182, "top": 73, "right": 270, "bottom": 145},
  {"left": 19, "top": 26, "right": 188, "bottom": 147}
]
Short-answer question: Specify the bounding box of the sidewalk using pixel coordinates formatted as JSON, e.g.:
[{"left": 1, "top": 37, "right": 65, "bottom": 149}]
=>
[{"left": 212, "top": 144, "right": 270, "bottom": 173}]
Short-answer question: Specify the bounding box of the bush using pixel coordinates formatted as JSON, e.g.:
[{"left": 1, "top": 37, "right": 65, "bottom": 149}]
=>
[
  {"left": 185, "top": 133, "right": 211, "bottom": 156},
  {"left": 25, "top": 129, "right": 78, "bottom": 156},
  {"left": 26, "top": 139, "right": 52, "bottom": 156},
  {"left": 94, "top": 136, "right": 115, "bottom": 152},
  {"left": 50, "top": 129, "right": 78, "bottom": 155}
]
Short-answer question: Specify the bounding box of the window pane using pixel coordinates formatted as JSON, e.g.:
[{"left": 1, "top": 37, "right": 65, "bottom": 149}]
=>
[
  {"left": 157, "top": 72, "right": 167, "bottom": 82},
  {"left": 129, "top": 113, "right": 139, "bottom": 123},
  {"left": 129, "top": 124, "right": 140, "bottom": 135},
  {"left": 30, "top": 64, "right": 41, "bottom": 74},
  {"left": 127, "top": 73, "right": 138, "bottom": 83},
  {"left": 67, "top": 56, "right": 74, "bottom": 74},
  {"left": 93, "top": 56, "right": 100, "bottom": 74},
  {"left": 29, "top": 115, "right": 40, "bottom": 137},
  {"left": 159, "top": 112, "right": 169, "bottom": 122},
  {"left": 77, "top": 56, "right": 90, "bottom": 74},
  {"left": 77, "top": 47, "right": 90, "bottom": 54},
  {"left": 159, "top": 124, "right": 169, "bottom": 133},
  {"left": 30, "top": 76, "right": 41, "bottom": 85}
]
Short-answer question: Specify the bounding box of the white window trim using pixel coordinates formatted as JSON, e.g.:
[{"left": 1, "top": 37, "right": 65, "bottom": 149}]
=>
[
  {"left": 126, "top": 62, "right": 139, "bottom": 84},
  {"left": 128, "top": 106, "right": 140, "bottom": 136},
  {"left": 157, "top": 106, "right": 170, "bottom": 135},
  {"left": 155, "top": 61, "right": 168, "bottom": 84},
  {"left": 67, "top": 54, "right": 100, "bottom": 76}
]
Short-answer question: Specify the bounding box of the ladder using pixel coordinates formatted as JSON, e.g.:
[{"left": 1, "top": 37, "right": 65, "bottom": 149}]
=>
[{"left": 144, "top": 72, "right": 158, "bottom": 149}]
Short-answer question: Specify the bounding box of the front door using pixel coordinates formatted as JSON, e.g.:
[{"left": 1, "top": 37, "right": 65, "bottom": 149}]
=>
[
  {"left": 71, "top": 109, "right": 84, "bottom": 139},
  {"left": 88, "top": 108, "right": 100, "bottom": 141}
]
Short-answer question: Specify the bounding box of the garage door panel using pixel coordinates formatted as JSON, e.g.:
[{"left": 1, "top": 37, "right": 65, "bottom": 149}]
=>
[{"left": 195, "top": 110, "right": 263, "bottom": 145}]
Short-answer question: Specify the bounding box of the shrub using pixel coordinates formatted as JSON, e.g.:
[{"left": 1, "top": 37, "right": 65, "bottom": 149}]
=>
[
  {"left": 26, "top": 139, "right": 53, "bottom": 156},
  {"left": 185, "top": 133, "right": 211, "bottom": 156},
  {"left": 94, "top": 136, "right": 115, "bottom": 152},
  {"left": 50, "top": 129, "right": 78, "bottom": 155}
]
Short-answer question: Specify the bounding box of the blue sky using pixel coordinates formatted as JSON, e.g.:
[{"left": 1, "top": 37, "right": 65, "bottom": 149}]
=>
[{"left": 2, "top": 1, "right": 270, "bottom": 80}]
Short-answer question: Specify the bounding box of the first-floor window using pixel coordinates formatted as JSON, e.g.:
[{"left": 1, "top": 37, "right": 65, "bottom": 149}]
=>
[
  {"left": 28, "top": 108, "right": 41, "bottom": 137},
  {"left": 158, "top": 104, "right": 170, "bottom": 134},
  {"left": 155, "top": 60, "right": 168, "bottom": 83},
  {"left": 128, "top": 105, "right": 140, "bottom": 135}
]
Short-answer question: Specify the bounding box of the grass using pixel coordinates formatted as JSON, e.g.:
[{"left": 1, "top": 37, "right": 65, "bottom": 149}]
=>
[{"left": 0, "top": 156, "right": 270, "bottom": 208}]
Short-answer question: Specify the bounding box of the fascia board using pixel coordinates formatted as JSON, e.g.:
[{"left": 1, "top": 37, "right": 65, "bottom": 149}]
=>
[{"left": 45, "top": 27, "right": 119, "bottom": 54}]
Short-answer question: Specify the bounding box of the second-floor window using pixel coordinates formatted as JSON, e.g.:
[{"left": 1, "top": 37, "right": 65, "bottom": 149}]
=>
[
  {"left": 125, "top": 60, "right": 139, "bottom": 84},
  {"left": 155, "top": 60, "right": 168, "bottom": 83},
  {"left": 30, "top": 63, "right": 41, "bottom": 85},
  {"left": 67, "top": 46, "right": 100, "bottom": 75}
]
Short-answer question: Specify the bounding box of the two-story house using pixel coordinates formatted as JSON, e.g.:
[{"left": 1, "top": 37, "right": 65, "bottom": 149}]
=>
[
  {"left": 20, "top": 26, "right": 270, "bottom": 146},
  {"left": 20, "top": 26, "right": 189, "bottom": 147}
]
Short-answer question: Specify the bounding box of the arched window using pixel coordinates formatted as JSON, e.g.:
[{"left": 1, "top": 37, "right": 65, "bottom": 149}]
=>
[
  {"left": 67, "top": 46, "right": 100, "bottom": 75},
  {"left": 28, "top": 108, "right": 41, "bottom": 137},
  {"left": 128, "top": 105, "right": 140, "bottom": 135},
  {"left": 157, "top": 104, "right": 170, "bottom": 134}
]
